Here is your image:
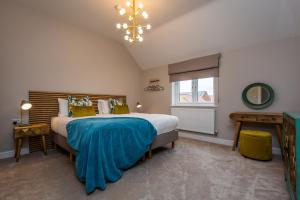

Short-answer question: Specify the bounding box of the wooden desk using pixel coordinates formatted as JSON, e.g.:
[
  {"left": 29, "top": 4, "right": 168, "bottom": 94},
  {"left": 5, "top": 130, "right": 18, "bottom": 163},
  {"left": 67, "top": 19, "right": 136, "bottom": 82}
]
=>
[{"left": 230, "top": 112, "right": 283, "bottom": 151}]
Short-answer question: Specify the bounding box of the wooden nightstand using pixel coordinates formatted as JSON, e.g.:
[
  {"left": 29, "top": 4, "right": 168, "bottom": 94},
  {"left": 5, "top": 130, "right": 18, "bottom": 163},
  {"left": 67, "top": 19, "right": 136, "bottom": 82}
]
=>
[{"left": 14, "top": 123, "right": 50, "bottom": 162}]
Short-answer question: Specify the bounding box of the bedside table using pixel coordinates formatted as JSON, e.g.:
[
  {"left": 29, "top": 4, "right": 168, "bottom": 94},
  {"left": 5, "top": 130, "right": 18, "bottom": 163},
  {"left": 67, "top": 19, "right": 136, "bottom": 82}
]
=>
[{"left": 14, "top": 123, "right": 50, "bottom": 162}]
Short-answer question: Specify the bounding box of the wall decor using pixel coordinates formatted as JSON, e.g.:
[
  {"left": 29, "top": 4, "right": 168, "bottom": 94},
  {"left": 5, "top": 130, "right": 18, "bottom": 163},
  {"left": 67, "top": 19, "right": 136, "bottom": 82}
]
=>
[
  {"left": 144, "top": 79, "right": 164, "bottom": 92},
  {"left": 242, "top": 82, "right": 274, "bottom": 110}
]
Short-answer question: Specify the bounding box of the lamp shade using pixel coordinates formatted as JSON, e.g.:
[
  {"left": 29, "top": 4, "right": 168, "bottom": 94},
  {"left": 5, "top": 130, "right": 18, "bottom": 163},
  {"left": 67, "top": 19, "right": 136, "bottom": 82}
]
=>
[
  {"left": 20, "top": 100, "right": 32, "bottom": 110},
  {"left": 136, "top": 102, "right": 142, "bottom": 108}
]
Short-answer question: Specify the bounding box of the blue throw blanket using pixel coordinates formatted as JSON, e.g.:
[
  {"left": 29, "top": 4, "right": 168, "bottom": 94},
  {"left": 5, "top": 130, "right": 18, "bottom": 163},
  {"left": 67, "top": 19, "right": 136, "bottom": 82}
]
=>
[{"left": 66, "top": 117, "right": 157, "bottom": 193}]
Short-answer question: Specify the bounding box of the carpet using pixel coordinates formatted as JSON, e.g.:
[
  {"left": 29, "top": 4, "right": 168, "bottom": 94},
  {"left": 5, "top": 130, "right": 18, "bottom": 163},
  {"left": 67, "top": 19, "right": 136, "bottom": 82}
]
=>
[{"left": 0, "top": 138, "right": 289, "bottom": 200}]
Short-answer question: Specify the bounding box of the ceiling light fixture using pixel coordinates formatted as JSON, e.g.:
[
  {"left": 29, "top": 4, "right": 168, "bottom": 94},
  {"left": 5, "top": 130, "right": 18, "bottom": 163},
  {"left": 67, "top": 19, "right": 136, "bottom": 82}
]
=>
[{"left": 115, "top": 0, "right": 151, "bottom": 43}]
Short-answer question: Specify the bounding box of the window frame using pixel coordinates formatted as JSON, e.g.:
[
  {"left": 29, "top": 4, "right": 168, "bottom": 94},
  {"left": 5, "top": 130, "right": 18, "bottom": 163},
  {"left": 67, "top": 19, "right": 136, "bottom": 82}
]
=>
[{"left": 172, "top": 77, "right": 219, "bottom": 107}]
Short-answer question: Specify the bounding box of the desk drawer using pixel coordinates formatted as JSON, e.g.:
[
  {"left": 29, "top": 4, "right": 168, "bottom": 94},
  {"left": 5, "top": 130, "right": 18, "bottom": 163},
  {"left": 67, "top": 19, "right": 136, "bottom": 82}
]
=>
[
  {"left": 234, "top": 115, "right": 257, "bottom": 122},
  {"left": 257, "top": 116, "right": 282, "bottom": 123}
]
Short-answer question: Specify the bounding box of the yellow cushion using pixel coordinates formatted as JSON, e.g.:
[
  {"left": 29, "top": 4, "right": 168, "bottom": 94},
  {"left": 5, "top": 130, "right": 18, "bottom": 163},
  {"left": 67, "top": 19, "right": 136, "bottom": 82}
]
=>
[
  {"left": 241, "top": 130, "right": 271, "bottom": 138},
  {"left": 112, "top": 104, "right": 130, "bottom": 114},
  {"left": 239, "top": 130, "right": 272, "bottom": 161},
  {"left": 71, "top": 106, "right": 96, "bottom": 118}
]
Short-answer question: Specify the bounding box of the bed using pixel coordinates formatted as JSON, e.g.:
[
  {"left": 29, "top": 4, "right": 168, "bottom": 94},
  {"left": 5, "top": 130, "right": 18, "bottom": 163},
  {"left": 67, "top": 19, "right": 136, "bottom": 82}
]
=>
[
  {"left": 29, "top": 91, "right": 179, "bottom": 192},
  {"left": 28, "top": 91, "right": 178, "bottom": 160},
  {"left": 51, "top": 113, "right": 179, "bottom": 160}
]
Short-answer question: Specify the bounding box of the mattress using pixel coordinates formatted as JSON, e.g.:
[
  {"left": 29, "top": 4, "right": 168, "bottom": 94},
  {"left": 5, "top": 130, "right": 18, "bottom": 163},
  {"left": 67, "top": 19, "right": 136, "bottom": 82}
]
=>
[{"left": 51, "top": 113, "right": 178, "bottom": 138}]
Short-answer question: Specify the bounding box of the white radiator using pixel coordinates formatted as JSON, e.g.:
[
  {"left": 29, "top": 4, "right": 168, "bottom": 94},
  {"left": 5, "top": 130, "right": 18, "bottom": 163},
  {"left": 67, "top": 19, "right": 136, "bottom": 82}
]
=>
[{"left": 171, "top": 107, "right": 215, "bottom": 134}]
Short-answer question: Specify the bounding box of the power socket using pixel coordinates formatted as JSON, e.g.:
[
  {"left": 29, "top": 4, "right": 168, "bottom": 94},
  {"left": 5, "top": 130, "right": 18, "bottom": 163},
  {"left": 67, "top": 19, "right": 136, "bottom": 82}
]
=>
[{"left": 12, "top": 119, "right": 21, "bottom": 125}]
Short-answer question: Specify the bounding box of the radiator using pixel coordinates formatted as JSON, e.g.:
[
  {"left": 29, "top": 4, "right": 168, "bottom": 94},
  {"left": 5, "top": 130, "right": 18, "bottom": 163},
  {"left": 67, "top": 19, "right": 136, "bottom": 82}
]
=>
[{"left": 171, "top": 107, "right": 215, "bottom": 134}]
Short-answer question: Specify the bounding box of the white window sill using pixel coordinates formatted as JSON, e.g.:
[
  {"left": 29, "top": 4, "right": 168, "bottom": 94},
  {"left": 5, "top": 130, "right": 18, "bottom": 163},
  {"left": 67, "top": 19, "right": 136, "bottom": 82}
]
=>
[{"left": 171, "top": 104, "right": 218, "bottom": 108}]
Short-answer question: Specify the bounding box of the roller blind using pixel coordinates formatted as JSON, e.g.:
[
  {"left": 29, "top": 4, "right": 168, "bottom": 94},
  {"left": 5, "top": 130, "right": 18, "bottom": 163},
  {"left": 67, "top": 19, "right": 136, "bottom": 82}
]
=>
[{"left": 168, "top": 53, "right": 221, "bottom": 82}]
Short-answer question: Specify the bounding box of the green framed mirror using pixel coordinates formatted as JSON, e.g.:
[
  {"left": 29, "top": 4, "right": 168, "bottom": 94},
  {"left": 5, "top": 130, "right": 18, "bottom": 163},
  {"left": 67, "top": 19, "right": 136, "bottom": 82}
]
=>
[{"left": 242, "top": 83, "right": 274, "bottom": 110}]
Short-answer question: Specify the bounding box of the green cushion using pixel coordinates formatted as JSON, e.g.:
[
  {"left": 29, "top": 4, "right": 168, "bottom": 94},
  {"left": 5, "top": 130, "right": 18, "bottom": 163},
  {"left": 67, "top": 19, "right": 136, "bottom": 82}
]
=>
[
  {"left": 241, "top": 130, "right": 271, "bottom": 138},
  {"left": 71, "top": 106, "right": 96, "bottom": 117},
  {"left": 68, "top": 96, "right": 93, "bottom": 117},
  {"left": 112, "top": 104, "right": 130, "bottom": 114},
  {"left": 108, "top": 98, "right": 125, "bottom": 113}
]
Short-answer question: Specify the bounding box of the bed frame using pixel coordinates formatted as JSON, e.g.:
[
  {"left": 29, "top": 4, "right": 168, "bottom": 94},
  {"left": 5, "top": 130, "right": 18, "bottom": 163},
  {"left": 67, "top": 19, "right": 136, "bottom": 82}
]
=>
[{"left": 29, "top": 91, "right": 178, "bottom": 160}]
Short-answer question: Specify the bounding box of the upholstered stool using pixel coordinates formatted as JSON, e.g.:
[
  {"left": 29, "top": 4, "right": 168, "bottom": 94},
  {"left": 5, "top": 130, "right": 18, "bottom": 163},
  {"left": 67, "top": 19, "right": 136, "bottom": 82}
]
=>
[{"left": 239, "top": 130, "right": 272, "bottom": 161}]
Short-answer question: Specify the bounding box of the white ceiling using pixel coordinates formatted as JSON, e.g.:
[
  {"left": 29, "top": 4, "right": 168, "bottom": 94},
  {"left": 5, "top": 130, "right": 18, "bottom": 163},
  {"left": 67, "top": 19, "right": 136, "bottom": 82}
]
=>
[{"left": 13, "top": 0, "right": 300, "bottom": 69}]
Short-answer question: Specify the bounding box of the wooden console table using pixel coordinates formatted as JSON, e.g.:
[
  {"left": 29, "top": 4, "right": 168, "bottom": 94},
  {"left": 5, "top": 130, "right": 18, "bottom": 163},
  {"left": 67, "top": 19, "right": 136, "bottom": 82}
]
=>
[{"left": 230, "top": 112, "right": 283, "bottom": 151}]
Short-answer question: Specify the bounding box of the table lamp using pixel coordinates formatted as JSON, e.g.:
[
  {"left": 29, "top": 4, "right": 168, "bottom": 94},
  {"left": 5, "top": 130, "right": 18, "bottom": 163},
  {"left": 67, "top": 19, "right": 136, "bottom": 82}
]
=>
[
  {"left": 20, "top": 100, "right": 32, "bottom": 125},
  {"left": 136, "top": 102, "right": 142, "bottom": 108},
  {"left": 136, "top": 102, "right": 142, "bottom": 113}
]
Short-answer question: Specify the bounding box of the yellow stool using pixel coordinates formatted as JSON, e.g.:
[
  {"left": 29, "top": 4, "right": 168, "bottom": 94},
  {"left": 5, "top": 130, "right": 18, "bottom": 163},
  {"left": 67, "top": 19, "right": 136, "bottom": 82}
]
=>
[{"left": 239, "top": 130, "right": 272, "bottom": 161}]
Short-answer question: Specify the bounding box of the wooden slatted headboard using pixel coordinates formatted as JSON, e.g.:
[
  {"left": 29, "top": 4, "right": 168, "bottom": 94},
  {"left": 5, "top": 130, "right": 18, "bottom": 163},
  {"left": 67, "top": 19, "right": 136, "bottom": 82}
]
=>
[{"left": 28, "top": 91, "right": 126, "bottom": 152}]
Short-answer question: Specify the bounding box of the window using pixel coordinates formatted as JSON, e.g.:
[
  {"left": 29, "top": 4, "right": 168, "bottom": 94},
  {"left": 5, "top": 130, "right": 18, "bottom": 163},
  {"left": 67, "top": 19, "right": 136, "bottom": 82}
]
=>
[
  {"left": 172, "top": 77, "right": 218, "bottom": 106},
  {"left": 179, "top": 80, "right": 193, "bottom": 103}
]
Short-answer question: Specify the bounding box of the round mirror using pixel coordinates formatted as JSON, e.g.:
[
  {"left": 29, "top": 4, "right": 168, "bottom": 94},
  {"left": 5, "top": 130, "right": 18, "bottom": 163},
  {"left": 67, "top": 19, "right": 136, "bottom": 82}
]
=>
[{"left": 242, "top": 83, "right": 274, "bottom": 110}]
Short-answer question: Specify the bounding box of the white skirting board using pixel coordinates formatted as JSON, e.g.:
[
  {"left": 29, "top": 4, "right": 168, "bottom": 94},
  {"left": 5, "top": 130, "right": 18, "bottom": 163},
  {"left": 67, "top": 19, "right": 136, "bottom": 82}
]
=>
[
  {"left": 179, "top": 131, "right": 282, "bottom": 156},
  {"left": 0, "top": 148, "right": 29, "bottom": 160}
]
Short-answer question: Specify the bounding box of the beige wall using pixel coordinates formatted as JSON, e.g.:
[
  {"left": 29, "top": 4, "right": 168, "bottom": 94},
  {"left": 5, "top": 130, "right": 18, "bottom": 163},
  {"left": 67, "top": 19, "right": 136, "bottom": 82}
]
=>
[
  {"left": 141, "top": 37, "right": 300, "bottom": 147},
  {"left": 0, "top": 1, "right": 141, "bottom": 152},
  {"left": 141, "top": 66, "right": 171, "bottom": 114}
]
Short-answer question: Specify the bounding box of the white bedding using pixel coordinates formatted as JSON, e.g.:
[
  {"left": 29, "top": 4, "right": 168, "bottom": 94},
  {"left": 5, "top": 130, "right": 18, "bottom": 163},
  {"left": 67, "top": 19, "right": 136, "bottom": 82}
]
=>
[{"left": 51, "top": 113, "right": 178, "bottom": 138}]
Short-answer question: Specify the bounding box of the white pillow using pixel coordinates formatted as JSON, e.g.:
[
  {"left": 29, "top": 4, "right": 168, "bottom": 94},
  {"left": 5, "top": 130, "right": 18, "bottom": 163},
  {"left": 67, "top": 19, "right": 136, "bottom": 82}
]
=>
[
  {"left": 58, "top": 98, "right": 68, "bottom": 117},
  {"left": 98, "top": 99, "right": 110, "bottom": 114}
]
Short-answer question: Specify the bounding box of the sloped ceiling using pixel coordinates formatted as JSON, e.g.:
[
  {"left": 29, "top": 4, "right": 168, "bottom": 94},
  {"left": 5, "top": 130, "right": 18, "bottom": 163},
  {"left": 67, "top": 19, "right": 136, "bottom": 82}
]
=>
[
  {"left": 127, "top": 0, "right": 300, "bottom": 69},
  {"left": 13, "top": 0, "right": 300, "bottom": 69},
  {"left": 13, "top": 0, "right": 207, "bottom": 42}
]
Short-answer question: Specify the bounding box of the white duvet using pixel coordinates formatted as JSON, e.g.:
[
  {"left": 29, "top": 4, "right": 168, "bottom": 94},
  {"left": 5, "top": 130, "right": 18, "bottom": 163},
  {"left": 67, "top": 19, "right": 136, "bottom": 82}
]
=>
[{"left": 51, "top": 113, "right": 178, "bottom": 137}]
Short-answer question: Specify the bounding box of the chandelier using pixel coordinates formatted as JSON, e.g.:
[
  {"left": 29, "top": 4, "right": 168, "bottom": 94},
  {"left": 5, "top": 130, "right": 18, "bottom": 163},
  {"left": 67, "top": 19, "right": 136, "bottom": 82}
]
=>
[{"left": 115, "top": 0, "right": 151, "bottom": 43}]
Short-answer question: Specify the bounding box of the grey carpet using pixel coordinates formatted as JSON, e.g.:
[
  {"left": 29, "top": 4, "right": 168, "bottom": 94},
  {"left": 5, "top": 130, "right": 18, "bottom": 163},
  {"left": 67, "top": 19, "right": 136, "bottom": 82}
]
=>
[{"left": 0, "top": 138, "right": 289, "bottom": 200}]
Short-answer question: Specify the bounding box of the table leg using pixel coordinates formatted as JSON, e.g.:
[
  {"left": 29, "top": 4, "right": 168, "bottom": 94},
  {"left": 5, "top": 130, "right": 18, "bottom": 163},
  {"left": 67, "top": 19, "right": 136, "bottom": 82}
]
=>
[
  {"left": 16, "top": 138, "right": 22, "bottom": 162},
  {"left": 41, "top": 135, "right": 47, "bottom": 155},
  {"left": 275, "top": 124, "right": 283, "bottom": 156},
  {"left": 232, "top": 121, "right": 242, "bottom": 151},
  {"left": 14, "top": 140, "right": 18, "bottom": 158}
]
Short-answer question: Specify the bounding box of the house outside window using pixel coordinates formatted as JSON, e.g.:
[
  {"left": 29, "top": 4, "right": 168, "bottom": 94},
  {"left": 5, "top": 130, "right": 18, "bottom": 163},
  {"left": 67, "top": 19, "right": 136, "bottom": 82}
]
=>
[{"left": 172, "top": 77, "right": 218, "bottom": 107}]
